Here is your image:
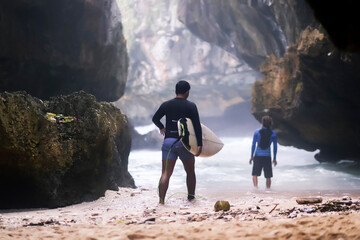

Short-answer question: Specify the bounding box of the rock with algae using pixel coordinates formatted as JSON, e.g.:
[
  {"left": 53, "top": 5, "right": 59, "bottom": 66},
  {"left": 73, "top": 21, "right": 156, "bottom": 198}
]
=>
[{"left": 0, "top": 91, "right": 135, "bottom": 209}]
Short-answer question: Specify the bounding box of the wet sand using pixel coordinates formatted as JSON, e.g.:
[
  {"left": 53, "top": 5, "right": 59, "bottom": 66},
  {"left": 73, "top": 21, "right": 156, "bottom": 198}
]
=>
[{"left": 1, "top": 188, "right": 360, "bottom": 239}]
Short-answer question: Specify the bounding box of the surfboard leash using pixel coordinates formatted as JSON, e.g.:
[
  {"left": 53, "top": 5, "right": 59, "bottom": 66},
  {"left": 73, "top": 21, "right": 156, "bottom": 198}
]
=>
[
  {"left": 157, "top": 144, "right": 203, "bottom": 204},
  {"left": 158, "top": 138, "right": 181, "bottom": 204},
  {"left": 166, "top": 192, "right": 203, "bottom": 201}
]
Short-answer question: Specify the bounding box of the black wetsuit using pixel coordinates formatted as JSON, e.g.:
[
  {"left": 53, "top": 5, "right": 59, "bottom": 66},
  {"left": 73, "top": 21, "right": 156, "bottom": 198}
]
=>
[{"left": 152, "top": 98, "right": 202, "bottom": 146}]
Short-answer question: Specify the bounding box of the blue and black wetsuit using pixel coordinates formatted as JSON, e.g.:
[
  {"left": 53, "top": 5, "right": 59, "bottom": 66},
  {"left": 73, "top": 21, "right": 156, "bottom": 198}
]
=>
[
  {"left": 152, "top": 97, "right": 202, "bottom": 160},
  {"left": 251, "top": 127, "right": 277, "bottom": 178},
  {"left": 251, "top": 127, "right": 277, "bottom": 159}
]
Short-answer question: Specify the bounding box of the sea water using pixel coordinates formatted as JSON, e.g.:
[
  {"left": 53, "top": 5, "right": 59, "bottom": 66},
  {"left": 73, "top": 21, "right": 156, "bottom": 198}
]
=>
[{"left": 128, "top": 136, "right": 360, "bottom": 196}]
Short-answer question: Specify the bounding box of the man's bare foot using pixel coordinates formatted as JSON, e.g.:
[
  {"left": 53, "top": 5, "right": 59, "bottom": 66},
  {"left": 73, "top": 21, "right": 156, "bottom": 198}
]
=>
[{"left": 188, "top": 194, "right": 195, "bottom": 201}]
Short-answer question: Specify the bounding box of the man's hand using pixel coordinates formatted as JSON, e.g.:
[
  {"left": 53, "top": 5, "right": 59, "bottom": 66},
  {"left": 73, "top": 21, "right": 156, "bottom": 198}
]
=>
[
  {"left": 249, "top": 157, "right": 254, "bottom": 165},
  {"left": 160, "top": 128, "right": 166, "bottom": 136},
  {"left": 273, "top": 159, "right": 277, "bottom": 167},
  {"left": 194, "top": 146, "right": 202, "bottom": 157}
]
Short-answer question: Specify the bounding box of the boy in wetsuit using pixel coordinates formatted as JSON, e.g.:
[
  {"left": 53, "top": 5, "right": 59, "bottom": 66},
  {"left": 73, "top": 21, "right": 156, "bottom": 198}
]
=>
[
  {"left": 152, "top": 80, "right": 202, "bottom": 204},
  {"left": 249, "top": 115, "right": 278, "bottom": 189}
]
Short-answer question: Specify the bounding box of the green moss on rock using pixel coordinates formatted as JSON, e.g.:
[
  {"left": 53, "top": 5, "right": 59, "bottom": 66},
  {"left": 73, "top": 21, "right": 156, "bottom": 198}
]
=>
[{"left": 0, "top": 91, "right": 134, "bottom": 209}]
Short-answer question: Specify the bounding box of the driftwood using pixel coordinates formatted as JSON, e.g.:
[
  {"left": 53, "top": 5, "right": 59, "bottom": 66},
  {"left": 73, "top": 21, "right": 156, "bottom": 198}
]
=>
[
  {"left": 269, "top": 204, "right": 279, "bottom": 214},
  {"left": 296, "top": 197, "right": 323, "bottom": 204}
]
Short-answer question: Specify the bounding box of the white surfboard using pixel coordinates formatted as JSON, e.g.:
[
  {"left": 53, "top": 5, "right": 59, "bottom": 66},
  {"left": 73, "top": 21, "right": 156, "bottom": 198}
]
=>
[{"left": 177, "top": 118, "right": 224, "bottom": 157}]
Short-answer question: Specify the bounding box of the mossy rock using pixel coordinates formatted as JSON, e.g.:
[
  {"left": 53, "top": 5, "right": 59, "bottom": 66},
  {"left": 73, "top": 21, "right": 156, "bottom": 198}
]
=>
[{"left": 0, "top": 91, "right": 135, "bottom": 209}]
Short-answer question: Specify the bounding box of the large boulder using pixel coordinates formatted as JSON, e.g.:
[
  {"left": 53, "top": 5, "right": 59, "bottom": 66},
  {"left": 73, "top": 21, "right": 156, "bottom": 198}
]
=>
[
  {"left": 252, "top": 26, "right": 360, "bottom": 162},
  {"left": 0, "top": 91, "right": 135, "bottom": 209},
  {"left": 0, "top": 0, "right": 128, "bottom": 101}
]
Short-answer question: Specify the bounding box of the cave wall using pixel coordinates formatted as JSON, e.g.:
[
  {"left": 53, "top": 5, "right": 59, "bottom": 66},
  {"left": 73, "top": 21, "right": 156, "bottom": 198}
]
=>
[
  {"left": 252, "top": 27, "right": 360, "bottom": 162},
  {"left": 0, "top": 0, "right": 134, "bottom": 208},
  {"left": 179, "top": 0, "right": 360, "bottom": 162},
  {"left": 178, "top": 0, "right": 314, "bottom": 69},
  {"left": 116, "top": 0, "right": 260, "bottom": 130},
  {"left": 305, "top": 0, "right": 360, "bottom": 52},
  {"left": 0, "top": 0, "right": 128, "bottom": 101}
]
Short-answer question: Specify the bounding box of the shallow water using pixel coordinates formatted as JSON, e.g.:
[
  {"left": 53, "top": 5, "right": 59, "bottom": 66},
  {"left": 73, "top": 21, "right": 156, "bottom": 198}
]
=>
[{"left": 128, "top": 137, "right": 360, "bottom": 197}]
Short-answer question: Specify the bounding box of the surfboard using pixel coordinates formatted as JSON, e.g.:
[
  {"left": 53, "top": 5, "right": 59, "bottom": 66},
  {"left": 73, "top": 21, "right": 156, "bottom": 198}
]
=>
[{"left": 177, "top": 118, "right": 224, "bottom": 157}]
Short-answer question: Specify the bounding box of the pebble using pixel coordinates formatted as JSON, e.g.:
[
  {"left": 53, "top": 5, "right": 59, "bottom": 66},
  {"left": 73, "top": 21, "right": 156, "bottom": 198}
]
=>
[{"left": 342, "top": 196, "right": 351, "bottom": 201}]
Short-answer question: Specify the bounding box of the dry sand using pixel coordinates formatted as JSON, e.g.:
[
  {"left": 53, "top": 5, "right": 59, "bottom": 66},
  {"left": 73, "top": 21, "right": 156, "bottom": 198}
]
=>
[{"left": 1, "top": 187, "right": 360, "bottom": 239}]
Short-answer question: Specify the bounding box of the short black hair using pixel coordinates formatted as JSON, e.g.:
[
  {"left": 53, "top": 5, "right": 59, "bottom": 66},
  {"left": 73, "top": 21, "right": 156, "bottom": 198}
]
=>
[{"left": 175, "top": 80, "right": 191, "bottom": 95}]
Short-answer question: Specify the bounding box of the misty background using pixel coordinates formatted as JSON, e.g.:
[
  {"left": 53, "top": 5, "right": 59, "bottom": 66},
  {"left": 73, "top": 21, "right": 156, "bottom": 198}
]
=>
[
  {"left": 115, "top": 0, "right": 360, "bottom": 193},
  {"left": 115, "top": 0, "right": 261, "bottom": 138}
]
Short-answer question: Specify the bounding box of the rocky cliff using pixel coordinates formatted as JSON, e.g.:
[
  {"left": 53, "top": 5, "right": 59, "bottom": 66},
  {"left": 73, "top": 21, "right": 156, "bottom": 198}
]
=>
[
  {"left": 0, "top": 0, "right": 128, "bottom": 102},
  {"left": 116, "top": 0, "right": 260, "bottom": 132},
  {"left": 0, "top": 91, "right": 135, "bottom": 209},
  {"left": 252, "top": 27, "right": 360, "bottom": 162},
  {"left": 178, "top": 0, "right": 314, "bottom": 70},
  {"left": 179, "top": 0, "right": 360, "bottom": 162}
]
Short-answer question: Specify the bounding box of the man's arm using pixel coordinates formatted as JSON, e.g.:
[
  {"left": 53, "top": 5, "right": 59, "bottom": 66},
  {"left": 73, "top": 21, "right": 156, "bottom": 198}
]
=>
[
  {"left": 189, "top": 103, "right": 202, "bottom": 156},
  {"left": 190, "top": 104, "right": 202, "bottom": 147},
  {"left": 152, "top": 104, "right": 165, "bottom": 131}
]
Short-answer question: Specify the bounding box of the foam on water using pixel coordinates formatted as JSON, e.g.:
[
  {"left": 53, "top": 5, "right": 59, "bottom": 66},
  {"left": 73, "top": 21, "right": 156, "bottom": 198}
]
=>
[{"left": 128, "top": 137, "right": 360, "bottom": 195}]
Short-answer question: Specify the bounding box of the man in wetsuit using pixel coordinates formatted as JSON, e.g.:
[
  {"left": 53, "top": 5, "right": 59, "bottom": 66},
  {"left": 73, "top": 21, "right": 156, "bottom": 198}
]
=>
[
  {"left": 152, "top": 80, "right": 202, "bottom": 204},
  {"left": 250, "top": 115, "right": 277, "bottom": 189}
]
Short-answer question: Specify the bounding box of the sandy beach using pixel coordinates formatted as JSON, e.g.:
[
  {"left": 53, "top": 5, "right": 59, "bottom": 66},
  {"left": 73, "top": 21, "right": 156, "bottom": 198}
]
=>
[{"left": 1, "top": 187, "right": 360, "bottom": 239}]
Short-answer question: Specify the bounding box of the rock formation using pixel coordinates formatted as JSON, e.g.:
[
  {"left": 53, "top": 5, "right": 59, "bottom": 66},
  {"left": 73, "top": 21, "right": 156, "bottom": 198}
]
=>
[
  {"left": 116, "top": 0, "right": 260, "bottom": 130},
  {"left": 179, "top": 0, "right": 360, "bottom": 162},
  {"left": 178, "top": 0, "right": 313, "bottom": 70},
  {"left": 0, "top": 0, "right": 128, "bottom": 102},
  {"left": 0, "top": 91, "right": 135, "bottom": 209},
  {"left": 252, "top": 26, "right": 360, "bottom": 162}
]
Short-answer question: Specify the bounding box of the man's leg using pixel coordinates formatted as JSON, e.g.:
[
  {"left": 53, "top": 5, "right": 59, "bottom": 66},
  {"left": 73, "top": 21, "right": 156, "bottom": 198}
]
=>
[
  {"left": 252, "top": 175, "right": 258, "bottom": 188},
  {"left": 266, "top": 178, "right": 271, "bottom": 189},
  {"left": 181, "top": 158, "right": 196, "bottom": 200},
  {"left": 158, "top": 159, "right": 177, "bottom": 204}
]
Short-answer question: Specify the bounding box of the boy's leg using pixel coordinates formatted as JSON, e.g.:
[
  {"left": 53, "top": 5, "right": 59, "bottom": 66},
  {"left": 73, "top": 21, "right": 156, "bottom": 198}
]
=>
[
  {"left": 252, "top": 175, "right": 258, "bottom": 188},
  {"left": 252, "top": 156, "right": 262, "bottom": 188},
  {"left": 266, "top": 178, "right": 271, "bottom": 189},
  {"left": 263, "top": 156, "right": 273, "bottom": 189}
]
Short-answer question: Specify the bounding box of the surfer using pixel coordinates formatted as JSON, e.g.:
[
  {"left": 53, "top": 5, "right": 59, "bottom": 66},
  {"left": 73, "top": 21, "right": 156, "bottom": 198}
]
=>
[
  {"left": 249, "top": 115, "right": 277, "bottom": 189},
  {"left": 152, "top": 80, "right": 202, "bottom": 204}
]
